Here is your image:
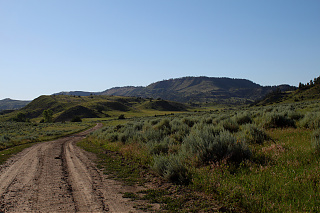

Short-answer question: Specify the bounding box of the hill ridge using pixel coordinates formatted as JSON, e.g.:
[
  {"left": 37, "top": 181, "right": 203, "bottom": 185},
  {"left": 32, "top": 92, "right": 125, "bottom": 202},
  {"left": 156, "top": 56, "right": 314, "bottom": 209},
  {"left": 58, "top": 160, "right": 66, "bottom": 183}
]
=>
[
  {"left": 0, "top": 98, "right": 31, "bottom": 111},
  {"left": 99, "top": 76, "right": 295, "bottom": 104},
  {"left": 53, "top": 76, "right": 295, "bottom": 104}
]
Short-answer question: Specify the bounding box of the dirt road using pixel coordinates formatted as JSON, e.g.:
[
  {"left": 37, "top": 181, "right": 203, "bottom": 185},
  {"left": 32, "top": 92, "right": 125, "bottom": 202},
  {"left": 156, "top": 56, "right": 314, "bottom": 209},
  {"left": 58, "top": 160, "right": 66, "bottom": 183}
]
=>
[{"left": 0, "top": 124, "right": 142, "bottom": 212}]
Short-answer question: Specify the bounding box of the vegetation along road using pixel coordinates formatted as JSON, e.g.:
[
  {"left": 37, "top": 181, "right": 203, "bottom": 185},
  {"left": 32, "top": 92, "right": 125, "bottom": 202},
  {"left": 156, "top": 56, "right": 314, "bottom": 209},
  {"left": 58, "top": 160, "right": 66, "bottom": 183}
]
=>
[{"left": 0, "top": 123, "right": 141, "bottom": 212}]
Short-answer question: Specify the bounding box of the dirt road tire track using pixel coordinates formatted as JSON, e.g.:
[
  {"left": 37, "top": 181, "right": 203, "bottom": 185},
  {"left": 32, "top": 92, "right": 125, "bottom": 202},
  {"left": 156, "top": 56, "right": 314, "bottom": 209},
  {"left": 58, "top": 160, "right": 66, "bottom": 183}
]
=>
[{"left": 0, "top": 124, "right": 142, "bottom": 212}]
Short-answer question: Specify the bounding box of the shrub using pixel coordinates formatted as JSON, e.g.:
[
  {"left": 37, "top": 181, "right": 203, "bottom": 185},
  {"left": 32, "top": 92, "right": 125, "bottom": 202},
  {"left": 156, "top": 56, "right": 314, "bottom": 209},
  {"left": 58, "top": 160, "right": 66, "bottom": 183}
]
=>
[
  {"left": 170, "top": 119, "right": 190, "bottom": 143},
  {"left": 235, "top": 113, "right": 252, "bottom": 125},
  {"left": 183, "top": 129, "right": 251, "bottom": 165},
  {"left": 182, "top": 118, "right": 195, "bottom": 127},
  {"left": 144, "top": 128, "right": 165, "bottom": 143},
  {"left": 154, "top": 119, "right": 171, "bottom": 134},
  {"left": 150, "top": 119, "right": 160, "bottom": 126},
  {"left": 313, "top": 128, "right": 320, "bottom": 138},
  {"left": 239, "top": 124, "right": 269, "bottom": 144},
  {"left": 212, "top": 114, "right": 229, "bottom": 125},
  {"left": 133, "top": 122, "right": 144, "bottom": 131},
  {"left": 312, "top": 129, "right": 320, "bottom": 155},
  {"left": 222, "top": 118, "right": 239, "bottom": 133},
  {"left": 0, "top": 135, "right": 12, "bottom": 149},
  {"left": 263, "top": 113, "right": 296, "bottom": 128},
  {"left": 13, "top": 112, "right": 27, "bottom": 122},
  {"left": 118, "top": 114, "right": 125, "bottom": 120},
  {"left": 0, "top": 135, "right": 11, "bottom": 146},
  {"left": 148, "top": 137, "right": 173, "bottom": 155},
  {"left": 118, "top": 127, "right": 137, "bottom": 143},
  {"left": 312, "top": 136, "right": 320, "bottom": 155},
  {"left": 106, "top": 132, "right": 119, "bottom": 142},
  {"left": 71, "top": 116, "right": 82, "bottom": 122},
  {"left": 152, "top": 154, "right": 190, "bottom": 185},
  {"left": 171, "top": 119, "right": 189, "bottom": 133},
  {"left": 288, "top": 111, "right": 304, "bottom": 121},
  {"left": 118, "top": 132, "right": 128, "bottom": 143},
  {"left": 299, "top": 112, "right": 320, "bottom": 129}
]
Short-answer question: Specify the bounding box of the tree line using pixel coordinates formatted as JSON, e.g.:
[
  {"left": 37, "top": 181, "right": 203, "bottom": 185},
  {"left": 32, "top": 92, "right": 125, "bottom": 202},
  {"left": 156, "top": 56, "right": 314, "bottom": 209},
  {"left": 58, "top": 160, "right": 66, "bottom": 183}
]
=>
[{"left": 299, "top": 76, "right": 320, "bottom": 89}]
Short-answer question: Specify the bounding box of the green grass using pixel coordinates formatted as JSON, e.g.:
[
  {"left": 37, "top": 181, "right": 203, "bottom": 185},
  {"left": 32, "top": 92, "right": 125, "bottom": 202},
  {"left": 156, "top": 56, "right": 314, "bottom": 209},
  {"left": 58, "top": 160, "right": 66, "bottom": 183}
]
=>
[
  {"left": 77, "top": 137, "right": 146, "bottom": 186},
  {"left": 0, "top": 121, "right": 93, "bottom": 166},
  {"left": 79, "top": 100, "right": 320, "bottom": 212},
  {"left": 0, "top": 95, "right": 191, "bottom": 123},
  {"left": 0, "top": 122, "right": 92, "bottom": 150},
  {"left": 2, "top": 93, "right": 320, "bottom": 212},
  {"left": 190, "top": 128, "right": 320, "bottom": 212}
]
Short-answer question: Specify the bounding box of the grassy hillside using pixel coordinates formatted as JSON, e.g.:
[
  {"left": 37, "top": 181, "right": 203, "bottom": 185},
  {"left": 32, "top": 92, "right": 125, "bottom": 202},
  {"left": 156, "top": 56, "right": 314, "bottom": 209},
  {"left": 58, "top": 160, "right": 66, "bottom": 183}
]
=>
[
  {"left": 53, "top": 76, "right": 296, "bottom": 105},
  {"left": 101, "top": 86, "right": 145, "bottom": 96},
  {"left": 99, "top": 76, "right": 295, "bottom": 104},
  {"left": 0, "top": 98, "right": 31, "bottom": 110},
  {"left": 0, "top": 95, "right": 190, "bottom": 122},
  {"left": 140, "top": 99, "right": 188, "bottom": 111},
  {"left": 256, "top": 79, "right": 320, "bottom": 106}
]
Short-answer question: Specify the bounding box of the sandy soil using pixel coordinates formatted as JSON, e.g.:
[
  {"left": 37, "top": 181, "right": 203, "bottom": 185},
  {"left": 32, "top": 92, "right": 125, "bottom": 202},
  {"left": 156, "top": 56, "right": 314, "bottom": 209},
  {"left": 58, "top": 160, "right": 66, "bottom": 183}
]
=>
[{"left": 0, "top": 124, "right": 145, "bottom": 212}]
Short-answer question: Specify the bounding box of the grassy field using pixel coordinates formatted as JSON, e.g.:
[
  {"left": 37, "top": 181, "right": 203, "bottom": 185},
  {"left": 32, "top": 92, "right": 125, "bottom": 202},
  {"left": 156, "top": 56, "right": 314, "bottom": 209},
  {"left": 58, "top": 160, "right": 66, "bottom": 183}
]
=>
[
  {"left": 0, "top": 122, "right": 93, "bottom": 164},
  {"left": 78, "top": 100, "right": 320, "bottom": 212},
  {"left": 1, "top": 95, "right": 319, "bottom": 212}
]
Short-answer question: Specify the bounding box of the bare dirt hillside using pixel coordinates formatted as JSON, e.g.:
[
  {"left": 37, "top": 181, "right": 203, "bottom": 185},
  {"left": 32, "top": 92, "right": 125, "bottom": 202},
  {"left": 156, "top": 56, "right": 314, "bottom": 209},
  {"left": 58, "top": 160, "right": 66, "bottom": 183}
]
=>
[{"left": 0, "top": 124, "right": 145, "bottom": 212}]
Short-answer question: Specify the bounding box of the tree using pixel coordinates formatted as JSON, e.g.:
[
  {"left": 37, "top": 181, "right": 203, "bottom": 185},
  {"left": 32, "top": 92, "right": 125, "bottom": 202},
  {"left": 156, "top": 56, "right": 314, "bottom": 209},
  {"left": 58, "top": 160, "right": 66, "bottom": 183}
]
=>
[
  {"left": 71, "top": 116, "right": 82, "bottom": 122},
  {"left": 43, "top": 109, "right": 53, "bottom": 123},
  {"left": 14, "top": 112, "right": 27, "bottom": 122},
  {"left": 118, "top": 114, "right": 125, "bottom": 120},
  {"left": 299, "top": 82, "right": 304, "bottom": 89}
]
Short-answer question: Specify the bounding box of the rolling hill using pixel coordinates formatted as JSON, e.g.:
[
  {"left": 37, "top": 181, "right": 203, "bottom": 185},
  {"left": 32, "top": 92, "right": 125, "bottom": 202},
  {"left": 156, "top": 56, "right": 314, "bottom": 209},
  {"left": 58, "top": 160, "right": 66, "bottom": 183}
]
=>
[
  {"left": 55, "top": 76, "right": 295, "bottom": 104},
  {"left": 255, "top": 76, "right": 320, "bottom": 105},
  {"left": 0, "top": 95, "right": 189, "bottom": 122},
  {"left": 0, "top": 98, "right": 31, "bottom": 111}
]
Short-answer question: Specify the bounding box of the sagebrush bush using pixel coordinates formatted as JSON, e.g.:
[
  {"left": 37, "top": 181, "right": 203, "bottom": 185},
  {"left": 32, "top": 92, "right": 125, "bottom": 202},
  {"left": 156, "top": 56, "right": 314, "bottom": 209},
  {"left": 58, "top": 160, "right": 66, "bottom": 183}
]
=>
[
  {"left": 149, "top": 119, "right": 160, "bottom": 126},
  {"left": 299, "top": 112, "right": 320, "bottom": 129},
  {"left": 133, "top": 122, "right": 144, "bottom": 131},
  {"left": 0, "top": 135, "right": 12, "bottom": 149},
  {"left": 288, "top": 111, "right": 304, "bottom": 121},
  {"left": 222, "top": 118, "right": 239, "bottom": 133},
  {"left": 212, "top": 114, "right": 229, "bottom": 125},
  {"left": 148, "top": 136, "right": 173, "bottom": 155},
  {"left": 312, "top": 129, "right": 320, "bottom": 155},
  {"left": 182, "top": 118, "right": 196, "bottom": 127},
  {"left": 0, "top": 135, "right": 11, "bottom": 143},
  {"left": 235, "top": 113, "right": 252, "bottom": 125},
  {"left": 144, "top": 128, "right": 165, "bottom": 142},
  {"left": 152, "top": 154, "right": 190, "bottom": 185},
  {"left": 170, "top": 119, "right": 189, "bottom": 133},
  {"left": 239, "top": 124, "right": 269, "bottom": 144},
  {"left": 170, "top": 119, "right": 190, "bottom": 143},
  {"left": 154, "top": 119, "right": 171, "bottom": 135},
  {"left": 183, "top": 128, "right": 251, "bottom": 165},
  {"left": 313, "top": 128, "right": 320, "bottom": 138},
  {"left": 262, "top": 113, "right": 296, "bottom": 128},
  {"left": 106, "top": 132, "right": 119, "bottom": 142},
  {"left": 117, "top": 126, "right": 143, "bottom": 144},
  {"left": 118, "top": 132, "right": 128, "bottom": 144}
]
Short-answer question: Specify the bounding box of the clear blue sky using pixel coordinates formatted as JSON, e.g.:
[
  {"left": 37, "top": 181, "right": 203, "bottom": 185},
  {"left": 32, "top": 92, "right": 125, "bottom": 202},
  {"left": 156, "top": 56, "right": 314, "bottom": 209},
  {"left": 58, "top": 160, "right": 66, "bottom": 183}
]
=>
[{"left": 1, "top": 0, "right": 319, "bottom": 100}]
